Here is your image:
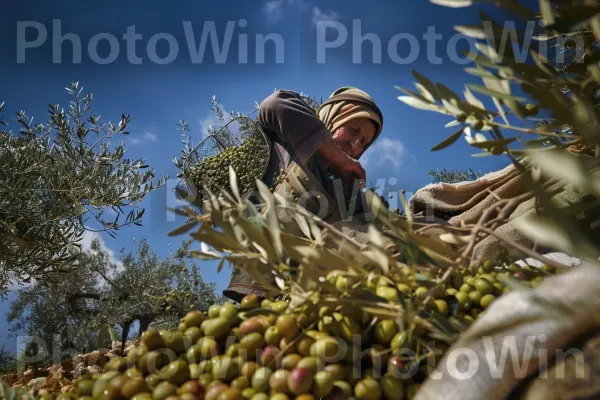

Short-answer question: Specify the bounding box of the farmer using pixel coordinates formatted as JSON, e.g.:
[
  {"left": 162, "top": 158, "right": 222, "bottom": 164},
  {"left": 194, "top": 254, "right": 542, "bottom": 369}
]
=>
[{"left": 223, "top": 87, "right": 384, "bottom": 302}]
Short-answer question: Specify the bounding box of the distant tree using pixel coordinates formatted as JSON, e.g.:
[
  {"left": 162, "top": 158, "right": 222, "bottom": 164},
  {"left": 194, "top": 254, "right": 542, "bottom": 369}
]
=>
[
  {"left": 428, "top": 168, "right": 483, "bottom": 184},
  {"left": 6, "top": 238, "right": 223, "bottom": 362},
  {"left": 0, "top": 82, "right": 167, "bottom": 295},
  {"left": 0, "top": 344, "right": 15, "bottom": 374}
]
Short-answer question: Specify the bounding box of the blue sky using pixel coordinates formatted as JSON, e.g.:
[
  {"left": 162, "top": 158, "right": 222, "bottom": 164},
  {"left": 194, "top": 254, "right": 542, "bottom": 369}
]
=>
[{"left": 0, "top": 0, "right": 526, "bottom": 352}]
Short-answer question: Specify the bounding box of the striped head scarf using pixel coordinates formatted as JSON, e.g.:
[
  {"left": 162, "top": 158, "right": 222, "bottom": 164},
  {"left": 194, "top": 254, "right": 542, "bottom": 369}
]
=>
[{"left": 316, "top": 86, "right": 384, "bottom": 159}]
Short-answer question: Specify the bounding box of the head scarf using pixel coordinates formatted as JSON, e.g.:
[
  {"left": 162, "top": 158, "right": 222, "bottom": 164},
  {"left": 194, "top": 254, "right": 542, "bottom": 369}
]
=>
[{"left": 316, "top": 86, "right": 383, "bottom": 159}]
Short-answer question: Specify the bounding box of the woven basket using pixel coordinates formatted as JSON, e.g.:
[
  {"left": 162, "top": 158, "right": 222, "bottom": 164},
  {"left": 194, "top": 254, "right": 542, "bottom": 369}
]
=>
[{"left": 179, "top": 116, "right": 271, "bottom": 213}]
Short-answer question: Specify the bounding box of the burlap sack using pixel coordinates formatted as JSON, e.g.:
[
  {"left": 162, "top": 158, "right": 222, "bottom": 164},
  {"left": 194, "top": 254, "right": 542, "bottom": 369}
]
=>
[
  {"left": 415, "top": 262, "right": 600, "bottom": 400},
  {"left": 409, "top": 157, "right": 600, "bottom": 265}
]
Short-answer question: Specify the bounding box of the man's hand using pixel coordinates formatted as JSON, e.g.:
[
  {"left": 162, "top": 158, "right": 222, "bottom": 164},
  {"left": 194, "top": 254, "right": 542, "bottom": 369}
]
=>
[{"left": 318, "top": 140, "right": 366, "bottom": 189}]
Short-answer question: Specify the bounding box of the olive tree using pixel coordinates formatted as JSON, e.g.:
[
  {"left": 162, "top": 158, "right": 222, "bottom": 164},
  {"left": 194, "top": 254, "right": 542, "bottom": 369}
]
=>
[
  {"left": 6, "top": 238, "right": 223, "bottom": 362},
  {"left": 0, "top": 82, "right": 167, "bottom": 295}
]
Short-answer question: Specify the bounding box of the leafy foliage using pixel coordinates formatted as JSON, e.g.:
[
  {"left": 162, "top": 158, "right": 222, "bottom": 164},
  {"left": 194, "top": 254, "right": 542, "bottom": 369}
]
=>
[
  {"left": 6, "top": 238, "right": 223, "bottom": 364},
  {"left": 0, "top": 83, "right": 167, "bottom": 295},
  {"left": 397, "top": 0, "right": 600, "bottom": 260},
  {"left": 428, "top": 168, "right": 483, "bottom": 184},
  {"left": 0, "top": 344, "right": 15, "bottom": 374}
]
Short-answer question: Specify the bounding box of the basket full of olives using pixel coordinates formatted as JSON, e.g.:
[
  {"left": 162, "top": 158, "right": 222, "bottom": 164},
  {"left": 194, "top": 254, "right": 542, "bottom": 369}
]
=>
[{"left": 181, "top": 116, "right": 271, "bottom": 212}]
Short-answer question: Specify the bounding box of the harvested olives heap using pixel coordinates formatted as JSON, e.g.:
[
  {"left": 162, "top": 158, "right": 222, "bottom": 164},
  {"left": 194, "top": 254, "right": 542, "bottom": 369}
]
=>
[
  {"left": 186, "top": 136, "right": 268, "bottom": 204},
  {"left": 52, "top": 261, "right": 559, "bottom": 400}
]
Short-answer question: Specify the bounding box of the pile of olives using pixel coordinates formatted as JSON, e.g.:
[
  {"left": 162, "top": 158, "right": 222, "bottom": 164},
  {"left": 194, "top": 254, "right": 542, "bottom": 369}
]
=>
[
  {"left": 38, "top": 261, "right": 558, "bottom": 400},
  {"left": 187, "top": 136, "right": 269, "bottom": 204}
]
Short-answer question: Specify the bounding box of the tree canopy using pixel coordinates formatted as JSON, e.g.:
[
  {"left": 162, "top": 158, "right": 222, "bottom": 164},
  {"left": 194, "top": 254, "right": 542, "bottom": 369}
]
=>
[{"left": 0, "top": 83, "right": 167, "bottom": 295}]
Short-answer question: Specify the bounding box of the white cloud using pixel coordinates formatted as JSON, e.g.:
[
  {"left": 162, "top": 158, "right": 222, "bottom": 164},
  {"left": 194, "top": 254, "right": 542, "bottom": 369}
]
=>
[
  {"left": 80, "top": 230, "right": 122, "bottom": 269},
  {"left": 263, "top": 0, "right": 284, "bottom": 23},
  {"left": 263, "top": 0, "right": 311, "bottom": 23},
  {"left": 312, "top": 6, "right": 340, "bottom": 26},
  {"left": 130, "top": 132, "right": 158, "bottom": 145},
  {"left": 361, "top": 138, "right": 410, "bottom": 170}
]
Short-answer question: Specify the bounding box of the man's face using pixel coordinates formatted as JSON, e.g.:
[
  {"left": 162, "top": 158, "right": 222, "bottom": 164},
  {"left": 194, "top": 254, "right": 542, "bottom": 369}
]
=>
[{"left": 332, "top": 117, "right": 376, "bottom": 159}]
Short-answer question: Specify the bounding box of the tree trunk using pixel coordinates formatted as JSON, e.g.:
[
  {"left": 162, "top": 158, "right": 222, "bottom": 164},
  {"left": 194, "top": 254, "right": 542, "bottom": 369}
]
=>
[
  {"left": 137, "top": 317, "right": 153, "bottom": 338},
  {"left": 120, "top": 320, "right": 132, "bottom": 355}
]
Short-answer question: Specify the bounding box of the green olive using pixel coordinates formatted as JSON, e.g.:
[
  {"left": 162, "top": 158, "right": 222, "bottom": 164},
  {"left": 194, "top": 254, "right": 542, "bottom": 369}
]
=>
[
  {"left": 376, "top": 286, "right": 400, "bottom": 302},
  {"left": 211, "top": 356, "right": 240, "bottom": 382},
  {"left": 311, "top": 371, "right": 334, "bottom": 398},
  {"left": 241, "top": 361, "right": 259, "bottom": 378},
  {"left": 296, "top": 357, "right": 323, "bottom": 375},
  {"left": 474, "top": 278, "right": 493, "bottom": 295},
  {"left": 183, "top": 326, "right": 202, "bottom": 344},
  {"left": 239, "top": 332, "right": 265, "bottom": 354},
  {"left": 455, "top": 292, "right": 471, "bottom": 311},
  {"left": 183, "top": 310, "right": 205, "bottom": 327},
  {"left": 264, "top": 326, "right": 281, "bottom": 346},
  {"left": 250, "top": 393, "right": 269, "bottom": 400},
  {"left": 459, "top": 283, "right": 474, "bottom": 293},
  {"left": 152, "top": 381, "right": 178, "bottom": 400},
  {"left": 268, "top": 369, "right": 290, "bottom": 393},
  {"left": 354, "top": 378, "right": 382, "bottom": 400},
  {"left": 121, "top": 377, "right": 150, "bottom": 398},
  {"left": 231, "top": 376, "right": 250, "bottom": 391},
  {"left": 324, "top": 363, "right": 345, "bottom": 381},
  {"left": 199, "top": 373, "right": 214, "bottom": 386},
  {"left": 276, "top": 315, "right": 298, "bottom": 340},
  {"left": 206, "top": 384, "right": 229, "bottom": 400},
  {"left": 240, "top": 294, "right": 260, "bottom": 309},
  {"left": 480, "top": 294, "right": 496, "bottom": 309},
  {"left": 374, "top": 320, "right": 398, "bottom": 345},
  {"left": 381, "top": 374, "right": 404, "bottom": 400},
  {"left": 76, "top": 379, "right": 94, "bottom": 396},
  {"left": 160, "top": 359, "right": 190, "bottom": 386},
  {"left": 204, "top": 318, "right": 231, "bottom": 339},
  {"left": 287, "top": 367, "right": 313, "bottom": 395},
  {"left": 391, "top": 331, "right": 410, "bottom": 352},
  {"left": 217, "top": 388, "right": 242, "bottom": 400},
  {"left": 281, "top": 353, "right": 301, "bottom": 370},
  {"left": 296, "top": 337, "right": 315, "bottom": 357},
  {"left": 142, "top": 330, "right": 166, "bottom": 351},
  {"left": 432, "top": 299, "right": 448, "bottom": 316},
  {"left": 310, "top": 337, "right": 342, "bottom": 361},
  {"left": 208, "top": 305, "right": 221, "bottom": 319},
  {"left": 220, "top": 303, "right": 239, "bottom": 320},
  {"left": 468, "top": 290, "right": 483, "bottom": 304},
  {"left": 251, "top": 367, "right": 273, "bottom": 392}
]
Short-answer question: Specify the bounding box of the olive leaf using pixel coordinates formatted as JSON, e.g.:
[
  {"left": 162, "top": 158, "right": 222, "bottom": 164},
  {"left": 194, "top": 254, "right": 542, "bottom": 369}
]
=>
[
  {"left": 431, "top": 127, "right": 466, "bottom": 151},
  {"left": 256, "top": 179, "right": 283, "bottom": 257},
  {"left": 229, "top": 165, "right": 242, "bottom": 203},
  {"left": 167, "top": 220, "right": 199, "bottom": 237},
  {"left": 464, "top": 67, "right": 497, "bottom": 79},
  {"left": 515, "top": 217, "right": 600, "bottom": 260},
  {"left": 430, "top": 0, "right": 472, "bottom": 8},
  {"left": 397, "top": 96, "right": 442, "bottom": 112},
  {"left": 463, "top": 87, "right": 486, "bottom": 110},
  {"left": 528, "top": 149, "right": 600, "bottom": 196},
  {"left": 415, "top": 83, "right": 436, "bottom": 103},
  {"left": 293, "top": 213, "right": 312, "bottom": 239},
  {"left": 454, "top": 24, "right": 486, "bottom": 39},
  {"left": 466, "top": 84, "right": 526, "bottom": 101},
  {"left": 189, "top": 251, "right": 221, "bottom": 261}
]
